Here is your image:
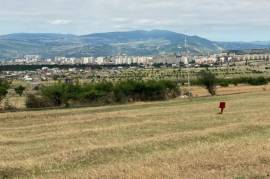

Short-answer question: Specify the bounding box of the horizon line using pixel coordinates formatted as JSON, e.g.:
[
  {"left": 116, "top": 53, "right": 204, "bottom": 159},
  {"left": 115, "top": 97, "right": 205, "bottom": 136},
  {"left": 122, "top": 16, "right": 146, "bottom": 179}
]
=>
[{"left": 0, "top": 29, "right": 269, "bottom": 43}]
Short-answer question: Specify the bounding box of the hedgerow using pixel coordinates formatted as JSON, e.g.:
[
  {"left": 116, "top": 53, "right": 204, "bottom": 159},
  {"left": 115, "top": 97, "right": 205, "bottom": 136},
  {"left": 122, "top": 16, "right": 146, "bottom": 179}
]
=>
[{"left": 26, "top": 80, "right": 180, "bottom": 108}]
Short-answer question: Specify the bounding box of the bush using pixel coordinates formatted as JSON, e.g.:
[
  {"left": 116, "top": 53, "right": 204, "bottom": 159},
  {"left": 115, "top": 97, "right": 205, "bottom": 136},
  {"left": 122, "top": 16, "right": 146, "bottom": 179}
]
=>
[
  {"left": 0, "top": 79, "right": 10, "bottom": 102},
  {"left": 80, "top": 82, "right": 114, "bottom": 104},
  {"left": 33, "top": 85, "right": 40, "bottom": 91},
  {"left": 247, "top": 76, "right": 268, "bottom": 85},
  {"left": 197, "top": 70, "right": 217, "bottom": 96},
  {"left": 232, "top": 80, "right": 239, "bottom": 86},
  {"left": 25, "top": 94, "right": 53, "bottom": 108},
  {"left": 143, "top": 80, "right": 167, "bottom": 100},
  {"left": 219, "top": 80, "right": 230, "bottom": 87},
  {"left": 41, "top": 84, "right": 66, "bottom": 106},
  {"left": 113, "top": 80, "right": 179, "bottom": 102},
  {"left": 230, "top": 76, "right": 268, "bottom": 86},
  {"left": 197, "top": 76, "right": 269, "bottom": 89}
]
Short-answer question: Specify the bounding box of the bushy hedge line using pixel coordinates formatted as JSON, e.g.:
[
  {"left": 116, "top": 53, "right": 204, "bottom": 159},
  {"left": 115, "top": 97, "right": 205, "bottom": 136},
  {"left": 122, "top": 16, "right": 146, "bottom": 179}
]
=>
[
  {"left": 193, "top": 76, "right": 269, "bottom": 87},
  {"left": 0, "top": 79, "right": 10, "bottom": 102},
  {"left": 218, "top": 76, "right": 269, "bottom": 86},
  {"left": 26, "top": 94, "right": 54, "bottom": 108},
  {"left": 26, "top": 80, "right": 180, "bottom": 108}
]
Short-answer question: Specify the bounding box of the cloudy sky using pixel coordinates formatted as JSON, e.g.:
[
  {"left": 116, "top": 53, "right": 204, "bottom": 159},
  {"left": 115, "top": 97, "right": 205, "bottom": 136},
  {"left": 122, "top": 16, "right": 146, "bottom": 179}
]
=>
[{"left": 1, "top": 0, "right": 270, "bottom": 41}]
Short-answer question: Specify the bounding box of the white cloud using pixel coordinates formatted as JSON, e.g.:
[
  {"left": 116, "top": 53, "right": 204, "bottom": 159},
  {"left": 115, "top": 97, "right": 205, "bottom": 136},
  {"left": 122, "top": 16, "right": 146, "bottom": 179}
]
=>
[
  {"left": 112, "top": 18, "right": 129, "bottom": 22},
  {"left": 49, "top": 19, "right": 71, "bottom": 25}
]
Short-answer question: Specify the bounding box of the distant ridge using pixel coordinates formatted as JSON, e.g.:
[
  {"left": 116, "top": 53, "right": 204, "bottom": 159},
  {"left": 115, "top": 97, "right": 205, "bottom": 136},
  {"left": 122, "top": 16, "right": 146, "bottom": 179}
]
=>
[{"left": 0, "top": 30, "right": 270, "bottom": 59}]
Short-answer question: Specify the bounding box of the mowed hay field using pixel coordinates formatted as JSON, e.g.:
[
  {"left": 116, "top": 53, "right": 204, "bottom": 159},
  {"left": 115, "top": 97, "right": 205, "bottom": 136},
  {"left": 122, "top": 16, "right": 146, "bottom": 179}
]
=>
[{"left": 0, "top": 92, "right": 270, "bottom": 179}]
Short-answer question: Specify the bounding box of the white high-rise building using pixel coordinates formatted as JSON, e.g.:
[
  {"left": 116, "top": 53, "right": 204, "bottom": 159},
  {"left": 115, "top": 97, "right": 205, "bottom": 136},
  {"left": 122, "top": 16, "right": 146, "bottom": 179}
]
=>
[
  {"left": 96, "top": 57, "right": 104, "bottom": 65},
  {"left": 82, "top": 57, "right": 94, "bottom": 64}
]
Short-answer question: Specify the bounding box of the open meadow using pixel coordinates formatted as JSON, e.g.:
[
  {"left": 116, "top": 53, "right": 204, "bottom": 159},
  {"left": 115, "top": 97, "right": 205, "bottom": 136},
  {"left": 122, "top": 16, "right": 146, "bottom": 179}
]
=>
[{"left": 1, "top": 90, "right": 270, "bottom": 178}]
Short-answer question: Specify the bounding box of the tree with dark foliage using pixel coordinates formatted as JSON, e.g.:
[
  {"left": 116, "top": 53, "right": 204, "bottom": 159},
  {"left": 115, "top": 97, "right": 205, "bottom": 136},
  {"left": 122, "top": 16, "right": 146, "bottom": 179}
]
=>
[
  {"left": 15, "top": 85, "right": 26, "bottom": 96},
  {"left": 198, "top": 70, "right": 217, "bottom": 96}
]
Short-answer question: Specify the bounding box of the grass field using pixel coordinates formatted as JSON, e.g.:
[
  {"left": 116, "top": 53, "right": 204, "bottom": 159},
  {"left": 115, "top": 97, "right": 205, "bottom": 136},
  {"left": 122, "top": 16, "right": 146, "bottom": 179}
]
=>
[{"left": 1, "top": 91, "right": 270, "bottom": 178}]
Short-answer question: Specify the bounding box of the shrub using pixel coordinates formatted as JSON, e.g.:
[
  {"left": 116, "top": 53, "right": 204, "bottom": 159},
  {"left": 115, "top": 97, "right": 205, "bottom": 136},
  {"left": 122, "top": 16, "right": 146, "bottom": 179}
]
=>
[
  {"left": 219, "top": 80, "right": 230, "bottom": 87},
  {"left": 0, "top": 79, "right": 10, "bottom": 102},
  {"left": 95, "top": 81, "right": 114, "bottom": 93},
  {"left": 64, "top": 84, "right": 83, "bottom": 101},
  {"left": 232, "top": 80, "right": 239, "bottom": 86},
  {"left": 142, "top": 80, "right": 166, "bottom": 100},
  {"left": 33, "top": 85, "right": 40, "bottom": 91},
  {"left": 25, "top": 94, "right": 53, "bottom": 108},
  {"left": 231, "top": 76, "right": 268, "bottom": 86},
  {"left": 113, "top": 80, "right": 149, "bottom": 102},
  {"left": 80, "top": 82, "right": 114, "bottom": 104},
  {"left": 40, "top": 84, "right": 66, "bottom": 106},
  {"left": 113, "top": 80, "right": 179, "bottom": 102},
  {"left": 248, "top": 76, "right": 268, "bottom": 85}
]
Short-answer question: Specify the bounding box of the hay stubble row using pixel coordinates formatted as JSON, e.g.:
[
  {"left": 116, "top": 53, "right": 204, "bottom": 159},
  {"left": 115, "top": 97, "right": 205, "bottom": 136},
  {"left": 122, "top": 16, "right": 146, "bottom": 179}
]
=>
[{"left": 0, "top": 91, "right": 270, "bottom": 178}]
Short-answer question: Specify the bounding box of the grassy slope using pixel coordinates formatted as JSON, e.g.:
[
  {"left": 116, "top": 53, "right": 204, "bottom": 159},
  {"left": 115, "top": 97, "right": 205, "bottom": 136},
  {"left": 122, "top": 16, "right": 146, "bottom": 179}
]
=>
[{"left": 0, "top": 92, "right": 270, "bottom": 178}]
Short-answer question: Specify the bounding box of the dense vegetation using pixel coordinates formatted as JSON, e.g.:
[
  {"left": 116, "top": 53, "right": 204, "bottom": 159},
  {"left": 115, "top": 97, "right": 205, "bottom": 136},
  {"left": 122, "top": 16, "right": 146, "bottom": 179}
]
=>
[
  {"left": 194, "top": 75, "right": 269, "bottom": 88},
  {"left": 26, "top": 80, "right": 180, "bottom": 108},
  {"left": 0, "top": 79, "right": 10, "bottom": 102},
  {"left": 23, "top": 73, "right": 270, "bottom": 109},
  {"left": 218, "top": 76, "right": 269, "bottom": 86}
]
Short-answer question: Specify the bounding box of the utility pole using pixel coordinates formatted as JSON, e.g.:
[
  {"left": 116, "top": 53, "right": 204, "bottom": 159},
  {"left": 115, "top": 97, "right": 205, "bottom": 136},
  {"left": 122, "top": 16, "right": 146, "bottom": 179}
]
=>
[
  {"left": 185, "top": 36, "right": 191, "bottom": 98},
  {"left": 185, "top": 35, "right": 187, "bottom": 49},
  {"left": 177, "top": 46, "right": 182, "bottom": 84}
]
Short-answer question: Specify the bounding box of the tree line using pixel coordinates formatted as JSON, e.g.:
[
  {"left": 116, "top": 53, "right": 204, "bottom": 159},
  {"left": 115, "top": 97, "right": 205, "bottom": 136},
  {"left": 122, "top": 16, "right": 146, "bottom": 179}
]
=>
[
  {"left": 194, "top": 70, "right": 269, "bottom": 96},
  {"left": 0, "top": 69, "right": 269, "bottom": 110}
]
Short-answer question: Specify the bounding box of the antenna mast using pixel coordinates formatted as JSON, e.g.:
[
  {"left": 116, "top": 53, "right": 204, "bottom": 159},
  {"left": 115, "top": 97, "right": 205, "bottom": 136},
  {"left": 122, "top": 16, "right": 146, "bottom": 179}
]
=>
[
  {"left": 185, "top": 36, "right": 187, "bottom": 49},
  {"left": 185, "top": 35, "right": 191, "bottom": 97}
]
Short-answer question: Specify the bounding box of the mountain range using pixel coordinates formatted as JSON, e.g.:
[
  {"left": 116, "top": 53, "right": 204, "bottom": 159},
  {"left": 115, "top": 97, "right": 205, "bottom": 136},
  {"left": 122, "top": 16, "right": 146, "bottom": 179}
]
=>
[{"left": 0, "top": 30, "right": 270, "bottom": 59}]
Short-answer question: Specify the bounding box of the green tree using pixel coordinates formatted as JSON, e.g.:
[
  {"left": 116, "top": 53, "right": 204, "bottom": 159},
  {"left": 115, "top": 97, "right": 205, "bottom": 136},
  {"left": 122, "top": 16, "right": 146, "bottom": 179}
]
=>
[
  {"left": 198, "top": 70, "right": 217, "bottom": 96},
  {"left": 15, "top": 85, "right": 26, "bottom": 96}
]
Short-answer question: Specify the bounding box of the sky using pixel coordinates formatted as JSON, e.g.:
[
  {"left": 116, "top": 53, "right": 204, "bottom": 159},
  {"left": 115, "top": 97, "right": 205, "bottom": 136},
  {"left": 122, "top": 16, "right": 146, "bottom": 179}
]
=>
[{"left": 1, "top": 0, "right": 270, "bottom": 41}]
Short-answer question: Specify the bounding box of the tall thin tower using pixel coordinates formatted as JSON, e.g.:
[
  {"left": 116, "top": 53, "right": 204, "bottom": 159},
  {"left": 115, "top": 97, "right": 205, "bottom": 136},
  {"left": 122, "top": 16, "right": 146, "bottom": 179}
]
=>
[
  {"left": 185, "top": 36, "right": 187, "bottom": 50},
  {"left": 185, "top": 35, "right": 191, "bottom": 97}
]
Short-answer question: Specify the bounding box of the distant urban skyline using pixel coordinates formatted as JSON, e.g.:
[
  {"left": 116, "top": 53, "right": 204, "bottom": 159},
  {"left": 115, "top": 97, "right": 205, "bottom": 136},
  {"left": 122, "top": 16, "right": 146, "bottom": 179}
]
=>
[{"left": 1, "top": 0, "right": 270, "bottom": 42}]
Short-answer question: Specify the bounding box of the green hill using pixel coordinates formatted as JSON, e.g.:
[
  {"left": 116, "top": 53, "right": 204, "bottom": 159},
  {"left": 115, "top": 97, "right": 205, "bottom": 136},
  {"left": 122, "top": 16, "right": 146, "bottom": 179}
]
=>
[{"left": 1, "top": 30, "right": 270, "bottom": 59}]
